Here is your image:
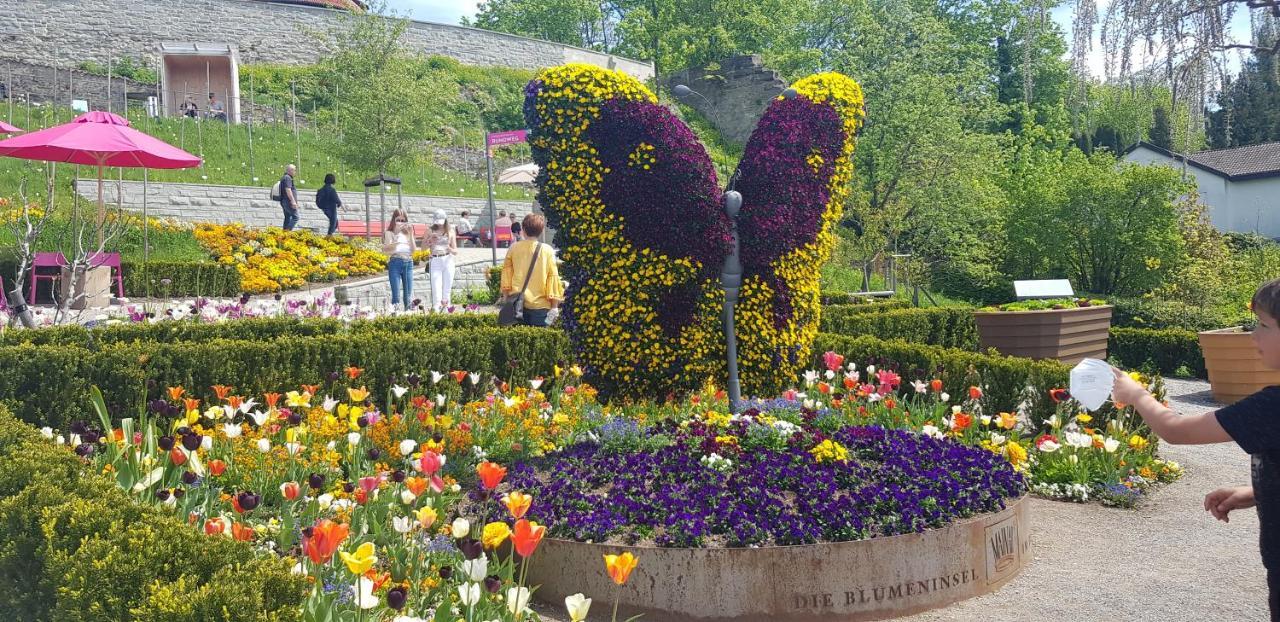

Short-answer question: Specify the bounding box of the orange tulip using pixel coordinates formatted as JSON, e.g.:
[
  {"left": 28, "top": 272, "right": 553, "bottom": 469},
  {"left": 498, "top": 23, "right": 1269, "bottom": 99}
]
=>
[
  {"left": 211, "top": 384, "right": 234, "bottom": 400},
  {"left": 404, "top": 476, "right": 428, "bottom": 497},
  {"left": 304, "top": 519, "right": 350, "bottom": 564},
  {"left": 930, "top": 379, "right": 943, "bottom": 392},
  {"left": 231, "top": 522, "right": 255, "bottom": 542},
  {"left": 604, "top": 552, "right": 638, "bottom": 585},
  {"left": 476, "top": 461, "right": 507, "bottom": 490},
  {"left": 504, "top": 491, "right": 532, "bottom": 520},
  {"left": 884, "top": 397, "right": 896, "bottom": 410},
  {"left": 511, "top": 518, "right": 545, "bottom": 557},
  {"left": 226, "top": 395, "right": 244, "bottom": 412},
  {"left": 301, "top": 384, "right": 320, "bottom": 396},
  {"left": 953, "top": 412, "right": 973, "bottom": 431},
  {"left": 280, "top": 481, "right": 301, "bottom": 501},
  {"left": 204, "top": 516, "right": 230, "bottom": 537},
  {"left": 843, "top": 376, "right": 856, "bottom": 390},
  {"left": 183, "top": 398, "right": 201, "bottom": 412},
  {"left": 263, "top": 392, "right": 282, "bottom": 410},
  {"left": 450, "top": 370, "right": 467, "bottom": 383},
  {"left": 167, "top": 386, "right": 186, "bottom": 401},
  {"left": 345, "top": 366, "right": 363, "bottom": 380},
  {"left": 208, "top": 459, "right": 227, "bottom": 476},
  {"left": 170, "top": 447, "right": 187, "bottom": 466},
  {"left": 968, "top": 386, "right": 983, "bottom": 400}
]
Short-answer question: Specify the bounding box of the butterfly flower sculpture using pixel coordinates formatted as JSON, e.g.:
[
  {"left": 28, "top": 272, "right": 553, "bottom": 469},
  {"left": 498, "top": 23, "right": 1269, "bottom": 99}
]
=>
[{"left": 524, "top": 64, "right": 864, "bottom": 399}]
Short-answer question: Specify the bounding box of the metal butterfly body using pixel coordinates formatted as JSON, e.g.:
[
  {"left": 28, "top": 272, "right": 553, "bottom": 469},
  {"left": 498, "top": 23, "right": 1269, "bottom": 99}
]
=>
[{"left": 524, "top": 64, "right": 864, "bottom": 399}]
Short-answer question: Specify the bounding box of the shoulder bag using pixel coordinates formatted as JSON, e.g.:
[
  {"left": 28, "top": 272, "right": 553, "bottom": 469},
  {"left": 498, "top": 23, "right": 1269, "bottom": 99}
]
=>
[{"left": 497, "top": 242, "right": 542, "bottom": 327}]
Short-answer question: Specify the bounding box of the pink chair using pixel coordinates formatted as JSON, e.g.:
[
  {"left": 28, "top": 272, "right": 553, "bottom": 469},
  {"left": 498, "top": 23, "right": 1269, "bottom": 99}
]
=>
[
  {"left": 0, "top": 275, "right": 7, "bottom": 309},
  {"left": 29, "top": 252, "right": 67, "bottom": 304},
  {"left": 87, "top": 252, "right": 126, "bottom": 298},
  {"left": 494, "top": 226, "right": 514, "bottom": 247}
]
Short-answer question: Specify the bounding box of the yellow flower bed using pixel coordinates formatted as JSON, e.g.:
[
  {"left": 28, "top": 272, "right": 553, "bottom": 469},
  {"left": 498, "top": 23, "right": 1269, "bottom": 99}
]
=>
[{"left": 193, "top": 223, "right": 386, "bottom": 293}]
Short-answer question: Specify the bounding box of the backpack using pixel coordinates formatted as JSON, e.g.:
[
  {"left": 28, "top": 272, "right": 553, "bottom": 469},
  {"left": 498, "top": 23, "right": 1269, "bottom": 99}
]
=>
[{"left": 270, "top": 181, "right": 282, "bottom": 201}]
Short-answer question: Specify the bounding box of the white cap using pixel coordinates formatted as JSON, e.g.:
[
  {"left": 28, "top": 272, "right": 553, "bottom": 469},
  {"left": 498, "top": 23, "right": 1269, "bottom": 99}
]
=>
[{"left": 433, "top": 209, "right": 447, "bottom": 225}]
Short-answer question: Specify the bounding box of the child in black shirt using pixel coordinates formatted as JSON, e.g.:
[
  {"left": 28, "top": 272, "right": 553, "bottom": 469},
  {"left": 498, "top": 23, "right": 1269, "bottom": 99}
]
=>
[{"left": 1113, "top": 277, "right": 1280, "bottom": 620}]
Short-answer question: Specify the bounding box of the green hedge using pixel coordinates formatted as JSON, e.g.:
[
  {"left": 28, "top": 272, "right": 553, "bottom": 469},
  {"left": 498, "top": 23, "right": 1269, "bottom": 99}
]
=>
[
  {"left": 814, "top": 333, "right": 1081, "bottom": 428},
  {"left": 1109, "top": 327, "right": 1206, "bottom": 378},
  {"left": 0, "top": 313, "right": 497, "bottom": 347},
  {"left": 820, "top": 293, "right": 910, "bottom": 309},
  {"left": 0, "top": 258, "right": 241, "bottom": 299},
  {"left": 0, "top": 326, "right": 569, "bottom": 428},
  {"left": 820, "top": 306, "right": 978, "bottom": 349},
  {"left": 0, "top": 407, "right": 306, "bottom": 621},
  {"left": 1110, "top": 296, "right": 1248, "bottom": 331},
  {"left": 488, "top": 265, "right": 503, "bottom": 300}
]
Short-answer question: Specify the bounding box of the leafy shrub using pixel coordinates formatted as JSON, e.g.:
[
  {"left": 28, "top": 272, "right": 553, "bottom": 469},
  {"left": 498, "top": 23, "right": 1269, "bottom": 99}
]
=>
[
  {"left": 0, "top": 408, "right": 306, "bottom": 621},
  {"left": 1109, "top": 327, "right": 1205, "bottom": 378},
  {"left": 1110, "top": 296, "right": 1248, "bottom": 331},
  {"left": 819, "top": 292, "right": 910, "bottom": 308},
  {"left": 0, "top": 258, "right": 241, "bottom": 299},
  {"left": 820, "top": 307, "right": 978, "bottom": 349}
]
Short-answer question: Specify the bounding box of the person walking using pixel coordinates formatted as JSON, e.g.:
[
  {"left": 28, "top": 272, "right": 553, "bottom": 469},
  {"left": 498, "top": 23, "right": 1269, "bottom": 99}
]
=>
[
  {"left": 381, "top": 208, "right": 417, "bottom": 310},
  {"left": 279, "top": 164, "right": 300, "bottom": 231},
  {"left": 500, "top": 214, "right": 562, "bottom": 327},
  {"left": 315, "top": 173, "right": 342, "bottom": 236},
  {"left": 423, "top": 209, "right": 457, "bottom": 311},
  {"left": 510, "top": 213, "right": 523, "bottom": 241}
]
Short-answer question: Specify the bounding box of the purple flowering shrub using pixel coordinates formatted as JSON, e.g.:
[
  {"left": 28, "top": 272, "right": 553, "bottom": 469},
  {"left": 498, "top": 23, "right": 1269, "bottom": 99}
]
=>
[{"left": 505, "top": 411, "right": 1025, "bottom": 548}]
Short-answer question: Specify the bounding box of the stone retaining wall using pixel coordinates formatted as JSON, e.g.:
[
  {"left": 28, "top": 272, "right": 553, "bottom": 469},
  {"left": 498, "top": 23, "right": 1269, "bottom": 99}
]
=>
[
  {"left": 0, "top": 0, "right": 652, "bottom": 78},
  {"left": 72, "top": 179, "right": 536, "bottom": 233},
  {"left": 666, "top": 55, "right": 788, "bottom": 145}
]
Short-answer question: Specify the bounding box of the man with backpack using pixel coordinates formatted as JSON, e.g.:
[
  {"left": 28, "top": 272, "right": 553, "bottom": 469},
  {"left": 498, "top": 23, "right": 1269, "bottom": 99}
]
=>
[{"left": 276, "top": 164, "right": 300, "bottom": 231}]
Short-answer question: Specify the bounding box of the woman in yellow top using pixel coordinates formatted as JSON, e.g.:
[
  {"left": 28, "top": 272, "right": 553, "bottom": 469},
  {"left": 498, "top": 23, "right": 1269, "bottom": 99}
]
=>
[{"left": 500, "top": 213, "right": 564, "bottom": 327}]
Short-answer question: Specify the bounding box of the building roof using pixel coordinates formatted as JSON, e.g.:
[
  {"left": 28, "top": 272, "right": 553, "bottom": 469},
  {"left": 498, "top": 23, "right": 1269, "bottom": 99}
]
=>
[
  {"left": 1127, "top": 141, "right": 1280, "bottom": 181},
  {"left": 253, "top": 0, "right": 366, "bottom": 12}
]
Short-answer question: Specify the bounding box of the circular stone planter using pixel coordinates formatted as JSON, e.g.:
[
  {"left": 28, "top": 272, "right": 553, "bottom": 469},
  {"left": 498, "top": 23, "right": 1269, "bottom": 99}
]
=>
[
  {"left": 528, "top": 494, "right": 1030, "bottom": 622},
  {"left": 974, "top": 305, "right": 1112, "bottom": 364}
]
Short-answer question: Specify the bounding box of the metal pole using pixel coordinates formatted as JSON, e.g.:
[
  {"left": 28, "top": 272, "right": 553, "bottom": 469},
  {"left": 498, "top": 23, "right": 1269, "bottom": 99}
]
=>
[
  {"left": 107, "top": 57, "right": 113, "bottom": 114},
  {"left": 721, "top": 189, "right": 743, "bottom": 413},
  {"left": 7, "top": 65, "right": 12, "bottom": 123},
  {"left": 291, "top": 81, "right": 299, "bottom": 177},
  {"left": 485, "top": 134, "right": 497, "bottom": 265},
  {"left": 248, "top": 73, "right": 255, "bottom": 181},
  {"left": 364, "top": 186, "right": 371, "bottom": 240},
  {"left": 180, "top": 82, "right": 187, "bottom": 150},
  {"left": 143, "top": 168, "right": 149, "bottom": 263},
  {"left": 225, "top": 87, "right": 231, "bottom": 157}
]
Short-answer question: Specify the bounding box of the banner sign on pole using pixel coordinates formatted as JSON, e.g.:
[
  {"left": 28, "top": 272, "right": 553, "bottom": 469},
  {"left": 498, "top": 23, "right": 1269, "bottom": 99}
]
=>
[{"left": 486, "top": 129, "right": 527, "bottom": 147}]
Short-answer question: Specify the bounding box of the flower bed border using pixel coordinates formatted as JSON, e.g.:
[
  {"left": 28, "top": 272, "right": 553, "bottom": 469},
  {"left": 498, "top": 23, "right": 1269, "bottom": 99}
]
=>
[
  {"left": 528, "top": 495, "right": 1030, "bottom": 622},
  {"left": 1199, "top": 327, "right": 1280, "bottom": 404},
  {"left": 973, "top": 305, "right": 1113, "bottom": 364}
]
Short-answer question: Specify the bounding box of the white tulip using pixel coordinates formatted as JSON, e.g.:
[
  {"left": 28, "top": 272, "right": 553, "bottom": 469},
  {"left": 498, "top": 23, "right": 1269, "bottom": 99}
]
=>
[
  {"left": 529, "top": 378, "right": 544, "bottom": 390},
  {"left": 1104, "top": 437, "right": 1121, "bottom": 453},
  {"left": 451, "top": 517, "right": 470, "bottom": 538},
  {"left": 322, "top": 396, "right": 339, "bottom": 413},
  {"left": 256, "top": 438, "right": 271, "bottom": 453},
  {"left": 347, "top": 432, "right": 361, "bottom": 446},
  {"left": 201, "top": 435, "right": 213, "bottom": 451},
  {"left": 940, "top": 392, "right": 950, "bottom": 403},
  {"left": 392, "top": 515, "right": 414, "bottom": 533},
  {"left": 506, "top": 587, "right": 531, "bottom": 615},
  {"left": 317, "top": 493, "right": 334, "bottom": 509},
  {"left": 565, "top": 593, "right": 592, "bottom": 622},
  {"left": 458, "top": 582, "right": 481, "bottom": 607},
  {"left": 400, "top": 489, "right": 417, "bottom": 505},
  {"left": 353, "top": 577, "right": 378, "bottom": 609},
  {"left": 462, "top": 556, "right": 488, "bottom": 581},
  {"left": 431, "top": 371, "right": 444, "bottom": 384},
  {"left": 40, "top": 426, "right": 54, "bottom": 439},
  {"left": 399, "top": 439, "right": 417, "bottom": 456},
  {"left": 1038, "top": 440, "right": 1061, "bottom": 453},
  {"left": 392, "top": 385, "right": 408, "bottom": 398}
]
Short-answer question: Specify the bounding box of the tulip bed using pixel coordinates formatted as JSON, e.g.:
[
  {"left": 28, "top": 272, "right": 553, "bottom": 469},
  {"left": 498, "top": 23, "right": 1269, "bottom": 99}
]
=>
[{"left": 10, "top": 342, "right": 1184, "bottom": 620}]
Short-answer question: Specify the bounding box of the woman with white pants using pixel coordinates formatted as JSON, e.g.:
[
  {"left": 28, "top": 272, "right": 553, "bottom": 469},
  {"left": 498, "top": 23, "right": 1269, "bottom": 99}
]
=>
[{"left": 423, "top": 209, "right": 457, "bottom": 311}]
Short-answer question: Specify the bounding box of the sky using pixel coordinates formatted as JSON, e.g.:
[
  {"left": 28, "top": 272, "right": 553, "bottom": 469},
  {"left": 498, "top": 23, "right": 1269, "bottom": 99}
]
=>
[{"left": 385, "top": 0, "right": 1258, "bottom": 79}]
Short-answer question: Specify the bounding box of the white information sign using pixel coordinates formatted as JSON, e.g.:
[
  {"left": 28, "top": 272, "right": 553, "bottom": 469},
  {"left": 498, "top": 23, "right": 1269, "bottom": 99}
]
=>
[{"left": 1013, "top": 279, "right": 1074, "bottom": 300}]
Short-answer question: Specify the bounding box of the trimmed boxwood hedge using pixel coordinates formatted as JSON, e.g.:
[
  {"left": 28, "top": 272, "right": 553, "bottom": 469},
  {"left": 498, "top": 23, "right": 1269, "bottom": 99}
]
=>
[
  {"left": 820, "top": 294, "right": 910, "bottom": 309},
  {"left": 0, "top": 407, "right": 306, "bottom": 621},
  {"left": 0, "top": 258, "right": 241, "bottom": 300},
  {"left": 1109, "top": 327, "right": 1206, "bottom": 379},
  {"left": 820, "top": 306, "right": 978, "bottom": 350},
  {"left": 0, "top": 326, "right": 569, "bottom": 428},
  {"left": 0, "top": 313, "right": 497, "bottom": 347}
]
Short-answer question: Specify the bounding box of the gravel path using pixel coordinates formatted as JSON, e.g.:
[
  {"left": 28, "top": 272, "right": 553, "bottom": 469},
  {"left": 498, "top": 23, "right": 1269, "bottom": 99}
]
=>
[{"left": 531, "top": 378, "right": 1270, "bottom": 621}]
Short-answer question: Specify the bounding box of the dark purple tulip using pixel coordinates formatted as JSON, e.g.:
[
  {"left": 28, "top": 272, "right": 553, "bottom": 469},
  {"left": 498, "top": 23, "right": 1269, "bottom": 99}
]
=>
[
  {"left": 367, "top": 448, "right": 381, "bottom": 460},
  {"left": 391, "top": 469, "right": 405, "bottom": 483},
  {"left": 484, "top": 575, "right": 501, "bottom": 593},
  {"left": 157, "top": 435, "right": 175, "bottom": 451},
  {"left": 74, "top": 443, "right": 95, "bottom": 457},
  {"left": 176, "top": 426, "right": 192, "bottom": 436},
  {"left": 236, "top": 491, "right": 261, "bottom": 512},
  {"left": 173, "top": 488, "right": 185, "bottom": 499},
  {"left": 458, "top": 538, "right": 483, "bottom": 560},
  {"left": 308, "top": 473, "right": 325, "bottom": 490},
  {"left": 328, "top": 371, "right": 341, "bottom": 383},
  {"left": 182, "top": 471, "right": 198, "bottom": 485},
  {"left": 356, "top": 415, "right": 369, "bottom": 428},
  {"left": 181, "top": 433, "right": 203, "bottom": 452},
  {"left": 287, "top": 411, "right": 303, "bottom": 426},
  {"left": 155, "top": 489, "right": 171, "bottom": 501},
  {"left": 438, "top": 566, "right": 453, "bottom": 580},
  {"left": 342, "top": 482, "right": 355, "bottom": 494},
  {"left": 302, "top": 526, "right": 315, "bottom": 539},
  {"left": 407, "top": 373, "right": 421, "bottom": 387},
  {"left": 387, "top": 586, "right": 407, "bottom": 610}
]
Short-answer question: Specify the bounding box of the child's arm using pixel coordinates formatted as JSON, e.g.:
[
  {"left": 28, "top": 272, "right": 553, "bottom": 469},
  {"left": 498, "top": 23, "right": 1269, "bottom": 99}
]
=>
[
  {"left": 1111, "top": 368, "right": 1234, "bottom": 444},
  {"left": 1204, "top": 486, "right": 1255, "bottom": 523}
]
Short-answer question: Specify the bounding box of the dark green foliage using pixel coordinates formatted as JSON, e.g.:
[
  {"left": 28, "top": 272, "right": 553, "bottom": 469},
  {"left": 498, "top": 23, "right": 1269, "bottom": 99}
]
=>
[
  {"left": 1109, "top": 296, "right": 1248, "bottom": 331},
  {"left": 0, "top": 259, "right": 241, "bottom": 299},
  {"left": 820, "top": 307, "right": 978, "bottom": 350},
  {"left": 1109, "top": 327, "right": 1206, "bottom": 379}
]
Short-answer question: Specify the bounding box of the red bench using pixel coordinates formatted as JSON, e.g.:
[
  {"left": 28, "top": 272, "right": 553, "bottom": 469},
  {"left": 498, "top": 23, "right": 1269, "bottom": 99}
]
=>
[{"left": 336, "top": 220, "right": 428, "bottom": 239}]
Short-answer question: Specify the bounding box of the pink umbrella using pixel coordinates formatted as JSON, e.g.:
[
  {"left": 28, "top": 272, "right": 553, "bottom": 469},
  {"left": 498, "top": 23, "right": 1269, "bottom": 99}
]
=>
[
  {"left": 0, "top": 111, "right": 201, "bottom": 241},
  {"left": 0, "top": 119, "right": 22, "bottom": 135}
]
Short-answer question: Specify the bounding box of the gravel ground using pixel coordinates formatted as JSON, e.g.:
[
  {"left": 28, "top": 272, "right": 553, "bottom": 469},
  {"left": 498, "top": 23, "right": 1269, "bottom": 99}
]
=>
[{"left": 531, "top": 378, "right": 1270, "bottom": 622}]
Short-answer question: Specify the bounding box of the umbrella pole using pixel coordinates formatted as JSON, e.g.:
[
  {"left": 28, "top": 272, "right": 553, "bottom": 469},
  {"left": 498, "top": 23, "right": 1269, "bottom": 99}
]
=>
[
  {"left": 97, "top": 163, "right": 105, "bottom": 247},
  {"left": 143, "top": 168, "right": 149, "bottom": 264}
]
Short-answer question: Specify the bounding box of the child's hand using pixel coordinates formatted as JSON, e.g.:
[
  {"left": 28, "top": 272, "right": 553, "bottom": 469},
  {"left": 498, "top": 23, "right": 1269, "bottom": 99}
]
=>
[
  {"left": 1110, "top": 366, "right": 1149, "bottom": 405},
  {"left": 1204, "top": 486, "right": 1256, "bottom": 522}
]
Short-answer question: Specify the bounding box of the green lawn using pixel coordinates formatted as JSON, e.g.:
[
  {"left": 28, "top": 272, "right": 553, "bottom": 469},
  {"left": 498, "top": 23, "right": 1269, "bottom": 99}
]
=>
[{"left": 0, "top": 211, "right": 207, "bottom": 263}]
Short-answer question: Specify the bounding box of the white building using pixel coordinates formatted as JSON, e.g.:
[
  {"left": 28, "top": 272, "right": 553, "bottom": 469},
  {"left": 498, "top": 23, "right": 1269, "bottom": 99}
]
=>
[{"left": 1124, "top": 141, "right": 1280, "bottom": 238}]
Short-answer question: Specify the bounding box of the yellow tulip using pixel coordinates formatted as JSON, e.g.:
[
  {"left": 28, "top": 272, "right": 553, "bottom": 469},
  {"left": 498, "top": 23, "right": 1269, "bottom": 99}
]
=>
[
  {"left": 348, "top": 387, "right": 369, "bottom": 403},
  {"left": 339, "top": 541, "right": 376, "bottom": 575},
  {"left": 414, "top": 506, "right": 438, "bottom": 529}
]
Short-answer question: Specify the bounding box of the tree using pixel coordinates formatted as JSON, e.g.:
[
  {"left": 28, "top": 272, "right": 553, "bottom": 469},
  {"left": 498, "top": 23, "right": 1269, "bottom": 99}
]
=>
[
  {"left": 466, "top": 0, "right": 618, "bottom": 51},
  {"left": 1205, "top": 18, "right": 1280, "bottom": 148},
  {"left": 1149, "top": 105, "right": 1172, "bottom": 150},
  {"left": 322, "top": 5, "right": 453, "bottom": 179},
  {"left": 1003, "top": 150, "right": 1191, "bottom": 296}
]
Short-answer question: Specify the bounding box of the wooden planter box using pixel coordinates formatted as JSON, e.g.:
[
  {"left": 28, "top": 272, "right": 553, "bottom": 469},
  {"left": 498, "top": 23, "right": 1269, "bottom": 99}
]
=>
[
  {"left": 973, "top": 305, "right": 1112, "bottom": 364},
  {"left": 1198, "top": 327, "right": 1280, "bottom": 405}
]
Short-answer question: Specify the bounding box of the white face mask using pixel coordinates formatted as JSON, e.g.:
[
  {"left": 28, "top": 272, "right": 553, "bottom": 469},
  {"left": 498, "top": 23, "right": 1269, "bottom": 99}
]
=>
[{"left": 1069, "top": 358, "right": 1115, "bottom": 411}]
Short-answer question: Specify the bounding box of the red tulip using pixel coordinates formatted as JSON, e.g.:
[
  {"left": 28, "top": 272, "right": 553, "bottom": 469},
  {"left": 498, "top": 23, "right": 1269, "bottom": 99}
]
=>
[
  {"left": 280, "top": 481, "right": 301, "bottom": 501},
  {"left": 511, "top": 518, "right": 545, "bottom": 557},
  {"left": 476, "top": 461, "right": 506, "bottom": 490}
]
